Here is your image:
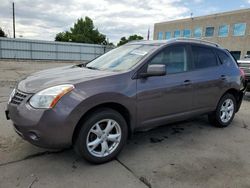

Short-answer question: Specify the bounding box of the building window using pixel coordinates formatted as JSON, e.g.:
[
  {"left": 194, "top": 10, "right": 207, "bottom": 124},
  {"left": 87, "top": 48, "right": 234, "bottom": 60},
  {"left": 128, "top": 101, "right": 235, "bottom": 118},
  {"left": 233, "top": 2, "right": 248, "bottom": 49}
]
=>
[
  {"left": 233, "top": 23, "right": 246, "bottom": 36},
  {"left": 194, "top": 27, "right": 202, "bottom": 38},
  {"left": 205, "top": 27, "right": 215, "bottom": 37},
  {"left": 218, "top": 25, "right": 229, "bottom": 37},
  {"left": 183, "top": 29, "right": 191, "bottom": 38},
  {"left": 165, "top": 32, "right": 171, "bottom": 39},
  {"left": 245, "top": 51, "right": 250, "bottom": 58},
  {"left": 230, "top": 51, "right": 241, "bottom": 60},
  {"left": 174, "top": 30, "right": 181, "bottom": 38},
  {"left": 158, "top": 32, "right": 163, "bottom": 40}
]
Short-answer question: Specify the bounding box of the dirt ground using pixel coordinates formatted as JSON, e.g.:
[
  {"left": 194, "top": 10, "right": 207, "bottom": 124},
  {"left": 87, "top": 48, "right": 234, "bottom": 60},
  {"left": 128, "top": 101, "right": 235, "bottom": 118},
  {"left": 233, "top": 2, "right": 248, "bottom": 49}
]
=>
[{"left": 0, "top": 60, "right": 250, "bottom": 188}]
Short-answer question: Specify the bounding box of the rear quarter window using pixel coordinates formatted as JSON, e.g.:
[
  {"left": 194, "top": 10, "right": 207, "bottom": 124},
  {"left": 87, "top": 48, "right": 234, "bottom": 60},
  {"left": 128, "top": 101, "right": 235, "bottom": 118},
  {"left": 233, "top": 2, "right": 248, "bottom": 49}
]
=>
[{"left": 216, "top": 50, "right": 236, "bottom": 67}]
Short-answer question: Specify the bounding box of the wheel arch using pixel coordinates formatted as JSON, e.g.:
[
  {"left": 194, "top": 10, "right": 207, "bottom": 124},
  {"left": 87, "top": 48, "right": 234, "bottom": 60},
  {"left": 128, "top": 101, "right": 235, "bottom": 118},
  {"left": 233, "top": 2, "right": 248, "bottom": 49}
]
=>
[
  {"left": 222, "top": 88, "right": 244, "bottom": 112},
  {"left": 72, "top": 102, "right": 133, "bottom": 145}
]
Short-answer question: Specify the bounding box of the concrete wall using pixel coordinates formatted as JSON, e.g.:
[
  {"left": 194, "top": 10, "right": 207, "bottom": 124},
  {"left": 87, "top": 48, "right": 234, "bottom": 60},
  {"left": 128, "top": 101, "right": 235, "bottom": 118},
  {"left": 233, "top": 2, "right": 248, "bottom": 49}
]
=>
[
  {"left": 154, "top": 8, "right": 250, "bottom": 59},
  {"left": 0, "top": 38, "right": 113, "bottom": 61}
]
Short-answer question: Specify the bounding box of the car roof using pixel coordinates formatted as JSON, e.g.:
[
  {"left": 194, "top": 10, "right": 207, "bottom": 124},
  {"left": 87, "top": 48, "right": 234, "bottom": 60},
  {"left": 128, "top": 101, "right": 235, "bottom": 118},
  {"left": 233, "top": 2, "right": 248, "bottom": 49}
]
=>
[{"left": 127, "top": 38, "right": 221, "bottom": 49}]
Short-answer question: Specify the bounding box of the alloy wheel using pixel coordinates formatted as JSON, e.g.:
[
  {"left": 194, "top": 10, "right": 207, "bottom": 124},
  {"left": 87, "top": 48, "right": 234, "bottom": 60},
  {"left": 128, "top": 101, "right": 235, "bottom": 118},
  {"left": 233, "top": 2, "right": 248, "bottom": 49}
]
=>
[
  {"left": 220, "top": 98, "right": 234, "bottom": 123},
  {"left": 86, "top": 119, "right": 121, "bottom": 157}
]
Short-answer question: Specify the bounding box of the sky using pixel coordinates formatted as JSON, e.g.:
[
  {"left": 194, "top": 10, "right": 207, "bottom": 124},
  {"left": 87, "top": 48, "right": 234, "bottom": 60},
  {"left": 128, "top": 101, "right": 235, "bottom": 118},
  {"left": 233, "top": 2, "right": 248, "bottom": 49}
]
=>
[{"left": 0, "top": 0, "right": 250, "bottom": 44}]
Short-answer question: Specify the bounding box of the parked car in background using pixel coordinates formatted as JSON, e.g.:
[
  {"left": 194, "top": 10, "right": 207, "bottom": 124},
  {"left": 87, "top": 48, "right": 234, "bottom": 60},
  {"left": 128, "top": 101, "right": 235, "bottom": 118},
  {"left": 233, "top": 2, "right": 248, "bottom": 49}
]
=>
[
  {"left": 238, "top": 58, "right": 250, "bottom": 91},
  {"left": 5, "top": 38, "right": 246, "bottom": 164}
]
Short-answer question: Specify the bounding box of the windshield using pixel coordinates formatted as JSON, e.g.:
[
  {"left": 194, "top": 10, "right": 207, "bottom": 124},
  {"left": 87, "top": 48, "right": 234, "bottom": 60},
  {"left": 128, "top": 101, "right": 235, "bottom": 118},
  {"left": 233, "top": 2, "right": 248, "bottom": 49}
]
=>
[{"left": 86, "top": 44, "right": 157, "bottom": 71}]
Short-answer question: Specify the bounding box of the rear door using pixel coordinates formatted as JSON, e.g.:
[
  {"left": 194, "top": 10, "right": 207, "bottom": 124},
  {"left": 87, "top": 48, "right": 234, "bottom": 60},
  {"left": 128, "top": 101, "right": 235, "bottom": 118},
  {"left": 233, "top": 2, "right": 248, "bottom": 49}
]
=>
[{"left": 190, "top": 44, "right": 225, "bottom": 111}]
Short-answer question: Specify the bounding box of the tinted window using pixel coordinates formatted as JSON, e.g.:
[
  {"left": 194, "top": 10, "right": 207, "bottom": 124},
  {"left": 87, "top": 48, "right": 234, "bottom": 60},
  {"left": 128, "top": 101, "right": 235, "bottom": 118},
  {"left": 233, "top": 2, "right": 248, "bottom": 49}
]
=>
[
  {"left": 218, "top": 25, "right": 229, "bottom": 37},
  {"left": 149, "top": 45, "right": 188, "bottom": 74},
  {"left": 165, "top": 32, "right": 171, "bottom": 39},
  {"left": 216, "top": 50, "right": 233, "bottom": 66},
  {"left": 205, "top": 27, "right": 215, "bottom": 37},
  {"left": 158, "top": 32, "right": 163, "bottom": 40},
  {"left": 194, "top": 27, "right": 202, "bottom": 38},
  {"left": 233, "top": 23, "right": 246, "bottom": 36},
  {"left": 192, "top": 46, "right": 217, "bottom": 69}
]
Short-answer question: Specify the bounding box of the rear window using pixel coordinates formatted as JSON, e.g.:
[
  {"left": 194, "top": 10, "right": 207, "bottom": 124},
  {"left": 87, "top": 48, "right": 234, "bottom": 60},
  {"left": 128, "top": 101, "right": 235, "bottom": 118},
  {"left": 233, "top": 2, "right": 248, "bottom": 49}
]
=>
[{"left": 192, "top": 46, "right": 218, "bottom": 69}]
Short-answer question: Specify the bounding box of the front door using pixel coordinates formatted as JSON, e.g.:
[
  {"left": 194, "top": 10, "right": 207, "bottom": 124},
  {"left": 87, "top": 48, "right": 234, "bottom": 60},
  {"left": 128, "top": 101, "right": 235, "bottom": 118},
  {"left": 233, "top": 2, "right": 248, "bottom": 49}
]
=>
[{"left": 136, "top": 44, "right": 193, "bottom": 128}]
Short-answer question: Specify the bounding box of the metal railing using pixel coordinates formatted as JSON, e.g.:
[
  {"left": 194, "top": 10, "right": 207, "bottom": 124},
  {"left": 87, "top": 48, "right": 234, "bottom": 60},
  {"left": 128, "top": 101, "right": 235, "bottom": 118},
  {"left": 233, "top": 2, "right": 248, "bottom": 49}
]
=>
[{"left": 0, "top": 38, "right": 113, "bottom": 61}]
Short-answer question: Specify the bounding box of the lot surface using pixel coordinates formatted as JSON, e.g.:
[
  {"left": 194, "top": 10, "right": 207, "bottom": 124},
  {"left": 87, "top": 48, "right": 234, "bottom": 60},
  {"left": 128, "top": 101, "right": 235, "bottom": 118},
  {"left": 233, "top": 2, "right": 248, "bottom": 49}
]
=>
[{"left": 0, "top": 60, "right": 250, "bottom": 188}]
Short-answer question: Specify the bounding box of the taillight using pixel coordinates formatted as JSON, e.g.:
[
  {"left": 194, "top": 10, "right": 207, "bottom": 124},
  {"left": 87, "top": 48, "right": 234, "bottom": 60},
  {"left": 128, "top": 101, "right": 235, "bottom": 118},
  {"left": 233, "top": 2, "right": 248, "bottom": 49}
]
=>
[{"left": 240, "top": 68, "right": 246, "bottom": 79}]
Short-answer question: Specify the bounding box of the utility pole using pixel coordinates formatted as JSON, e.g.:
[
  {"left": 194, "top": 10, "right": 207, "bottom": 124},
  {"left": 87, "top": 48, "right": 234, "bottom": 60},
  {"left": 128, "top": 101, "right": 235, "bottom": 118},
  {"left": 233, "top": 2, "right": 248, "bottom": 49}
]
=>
[
  {"left": 12, "top": 2, "right": 15, "bottom": 38},
  {"left": 191, "top": 12, "right": 194, "bottom": 20},
  {"left": 147, "top": 27, "right": 150, "bottom": 40}
]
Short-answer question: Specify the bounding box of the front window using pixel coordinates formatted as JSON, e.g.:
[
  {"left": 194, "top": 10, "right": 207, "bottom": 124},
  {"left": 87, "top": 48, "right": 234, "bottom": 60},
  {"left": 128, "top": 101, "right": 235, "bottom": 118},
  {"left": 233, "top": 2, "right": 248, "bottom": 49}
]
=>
[
  {"left": 86, "top": 44, "right": 157, "bottom": 72},
  {"left": 174, "top": 30, "right": 181, "bottom": 38},
  {"left": 218, "top": 25, "right": 229, "bottom": 37},
  {"left": 149, "top": 45, "right": 188, "bottom": 74},
  {"left": 158, "top": 32, "right": 163, "bottom": 40},
  {"left": 183, "top": 29, "right": 191, "bottom": 38},
  {"left": 205, "top": 27, "right": 215, "bottom": 37},
  {"left": 194, "top": 27, "right": 202, "bottom": 38},
  {"left": 233, "top": 23, "right": 246, "bottom": 36}
]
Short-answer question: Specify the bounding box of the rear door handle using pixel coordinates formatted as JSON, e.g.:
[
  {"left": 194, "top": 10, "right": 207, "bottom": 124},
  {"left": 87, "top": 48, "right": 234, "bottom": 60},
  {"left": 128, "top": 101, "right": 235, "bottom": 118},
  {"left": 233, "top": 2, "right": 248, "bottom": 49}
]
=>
[
  {"left": 220, "top": 75, "right": 226, "bottom": 80},
  {"left": 183, "top": 80, "right": 192, "bottom": 86}
]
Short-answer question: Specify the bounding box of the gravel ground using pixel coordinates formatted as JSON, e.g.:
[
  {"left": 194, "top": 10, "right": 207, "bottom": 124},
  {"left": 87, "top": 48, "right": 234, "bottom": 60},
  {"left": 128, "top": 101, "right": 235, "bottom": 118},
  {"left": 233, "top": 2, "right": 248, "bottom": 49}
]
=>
[{"left": 0, "top": 60, "right": 250, "bottom": 188}]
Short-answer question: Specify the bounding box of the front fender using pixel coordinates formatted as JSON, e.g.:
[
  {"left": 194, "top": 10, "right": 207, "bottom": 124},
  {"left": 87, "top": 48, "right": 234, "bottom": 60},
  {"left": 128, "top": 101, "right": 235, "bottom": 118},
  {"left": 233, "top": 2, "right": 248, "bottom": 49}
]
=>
[{"left": 64, "top": 92, "right": 136, "bottom": 144}]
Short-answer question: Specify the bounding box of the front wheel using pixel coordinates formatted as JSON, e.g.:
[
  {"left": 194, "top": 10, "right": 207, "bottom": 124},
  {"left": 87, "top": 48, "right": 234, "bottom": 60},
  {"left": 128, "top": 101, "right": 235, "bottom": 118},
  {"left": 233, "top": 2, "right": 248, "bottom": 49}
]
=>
[
  {"left": 74, "top": 108, "right": 128, "bottom": 164},
  {"left": 208, "top": 93, "right": 236, "bottom": 128}
]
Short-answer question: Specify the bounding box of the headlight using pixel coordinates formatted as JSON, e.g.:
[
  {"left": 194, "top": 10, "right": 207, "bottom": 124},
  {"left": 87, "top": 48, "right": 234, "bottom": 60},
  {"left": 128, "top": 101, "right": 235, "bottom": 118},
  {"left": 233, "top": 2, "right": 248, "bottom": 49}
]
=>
[{"left": 29, "top": 84, "right": 74, "bottom": 109}]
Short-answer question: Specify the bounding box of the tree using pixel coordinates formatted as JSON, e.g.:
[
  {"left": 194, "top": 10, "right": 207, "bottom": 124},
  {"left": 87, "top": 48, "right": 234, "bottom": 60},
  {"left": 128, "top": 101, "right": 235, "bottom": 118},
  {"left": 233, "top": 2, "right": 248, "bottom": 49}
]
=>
[
  {"left": 0, "top": 27, "right": 7, "bottom": 37},
  {"left": 117, "top": 37, "right": 127, "bottom": 46},
  {"left": 55, "top": 31, "right": 71, "bottom": 42},
  {"left": 55, "top": 17, "right": 107, "bottom": 44},
  {"left": 117, "top": 34, "right": 143, "bottom": 46}
]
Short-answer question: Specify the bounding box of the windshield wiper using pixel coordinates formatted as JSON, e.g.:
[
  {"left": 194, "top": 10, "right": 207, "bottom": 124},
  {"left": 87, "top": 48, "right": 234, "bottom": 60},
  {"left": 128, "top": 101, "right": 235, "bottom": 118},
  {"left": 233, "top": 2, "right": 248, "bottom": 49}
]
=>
[{"left": 86, "top": 66, "right": 99, "bottom": 70}]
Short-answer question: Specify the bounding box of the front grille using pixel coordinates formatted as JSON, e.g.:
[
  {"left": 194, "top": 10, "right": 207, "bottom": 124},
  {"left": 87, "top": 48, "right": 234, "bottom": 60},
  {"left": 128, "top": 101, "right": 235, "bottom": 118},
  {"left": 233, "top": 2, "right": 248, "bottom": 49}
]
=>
[{"left": 10, "top": 90, "right": 27, "bottom": 105}]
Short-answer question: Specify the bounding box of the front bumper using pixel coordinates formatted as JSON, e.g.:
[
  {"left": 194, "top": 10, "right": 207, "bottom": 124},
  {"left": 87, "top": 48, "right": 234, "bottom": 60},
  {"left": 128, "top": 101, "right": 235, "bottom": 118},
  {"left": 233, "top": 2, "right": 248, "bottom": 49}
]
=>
[{"left": 6, "top": 90, "right": 79, "bottom": 149}]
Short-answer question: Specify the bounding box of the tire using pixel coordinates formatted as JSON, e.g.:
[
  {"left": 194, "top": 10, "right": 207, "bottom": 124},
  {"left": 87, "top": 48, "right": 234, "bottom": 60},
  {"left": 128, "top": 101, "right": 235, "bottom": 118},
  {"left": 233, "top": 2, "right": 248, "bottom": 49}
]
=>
[
  {"left": 74, "top": 108, "right": 128, "bottom": 164},
  {"left": 208, "top": 93, "right": 236, "bottom": 128}
]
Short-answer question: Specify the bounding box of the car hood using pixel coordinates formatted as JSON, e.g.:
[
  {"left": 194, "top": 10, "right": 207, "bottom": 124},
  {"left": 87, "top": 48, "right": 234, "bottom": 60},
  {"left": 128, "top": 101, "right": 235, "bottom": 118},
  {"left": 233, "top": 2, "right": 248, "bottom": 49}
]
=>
[{"left": 17, "top": 65, "right": 117, "bottom": 93}]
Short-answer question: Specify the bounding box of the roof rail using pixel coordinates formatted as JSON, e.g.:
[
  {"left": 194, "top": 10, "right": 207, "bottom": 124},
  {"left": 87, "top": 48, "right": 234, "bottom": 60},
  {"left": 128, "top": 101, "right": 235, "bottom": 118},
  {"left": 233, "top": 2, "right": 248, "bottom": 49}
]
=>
[{"left": 172, "top": 38, "right": 220, "bottom": 47}]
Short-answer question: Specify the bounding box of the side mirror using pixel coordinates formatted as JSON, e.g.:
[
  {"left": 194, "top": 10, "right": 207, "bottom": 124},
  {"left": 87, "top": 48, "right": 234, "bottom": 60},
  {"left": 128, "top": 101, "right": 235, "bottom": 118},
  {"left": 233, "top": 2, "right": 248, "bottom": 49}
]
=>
[{"left": 139, "top": 64, "right": 166, "bottom": 78}]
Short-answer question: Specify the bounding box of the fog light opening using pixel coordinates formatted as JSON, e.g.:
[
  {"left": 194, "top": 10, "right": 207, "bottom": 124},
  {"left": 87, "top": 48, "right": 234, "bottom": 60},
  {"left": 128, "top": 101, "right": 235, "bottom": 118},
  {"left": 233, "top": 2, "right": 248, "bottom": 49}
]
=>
[{"left": 28, "top": 132, "right": 39, "bottom": 141}]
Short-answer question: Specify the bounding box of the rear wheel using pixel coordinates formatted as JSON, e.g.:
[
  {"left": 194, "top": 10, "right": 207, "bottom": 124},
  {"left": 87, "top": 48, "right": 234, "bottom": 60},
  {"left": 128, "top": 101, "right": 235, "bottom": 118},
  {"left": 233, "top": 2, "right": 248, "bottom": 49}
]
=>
[
  {"left": 208, "top": 93, "right": 236, "bottom": 128},
  {"left": 74, "top": 108, "right": 128, "bottom": 164}
]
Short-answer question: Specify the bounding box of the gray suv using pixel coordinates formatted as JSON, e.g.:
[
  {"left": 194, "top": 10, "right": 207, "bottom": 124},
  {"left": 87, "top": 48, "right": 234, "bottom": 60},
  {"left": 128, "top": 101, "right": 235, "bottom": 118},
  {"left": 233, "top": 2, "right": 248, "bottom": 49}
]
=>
[{"left": 5, "top": 39, "right": 246, "bottom": 163}]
